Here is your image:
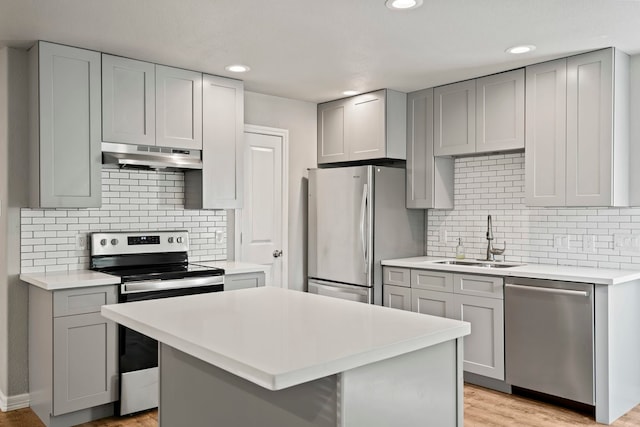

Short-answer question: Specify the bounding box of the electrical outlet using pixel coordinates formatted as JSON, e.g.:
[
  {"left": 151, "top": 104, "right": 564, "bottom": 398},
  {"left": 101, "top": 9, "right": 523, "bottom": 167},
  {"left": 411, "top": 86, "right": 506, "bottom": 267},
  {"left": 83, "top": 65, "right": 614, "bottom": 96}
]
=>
[
  {"left": 614, "top": 234, "right": 633, "bottom": 250},
  {"left": 215, "top": 229, "right": 225, "bottom": 244},
  {"left": 76, "top": 234, "right": 88, "bottom": 250},
  {"left": 583, "top": 235, "right": 596, "bottom": 253},
  {"left": 439, "top": 229, "right": 448, "bottom": 244},
  {"left": 553, "top": 234, "right": 570, "bottom": 249}
]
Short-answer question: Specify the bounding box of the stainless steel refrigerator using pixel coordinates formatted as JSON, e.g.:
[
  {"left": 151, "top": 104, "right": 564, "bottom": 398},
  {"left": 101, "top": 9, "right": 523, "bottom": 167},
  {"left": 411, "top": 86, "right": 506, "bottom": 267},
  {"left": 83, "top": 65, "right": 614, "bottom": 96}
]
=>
[{"left": 308, "top": 165, "right": 425, "bottom": 305}]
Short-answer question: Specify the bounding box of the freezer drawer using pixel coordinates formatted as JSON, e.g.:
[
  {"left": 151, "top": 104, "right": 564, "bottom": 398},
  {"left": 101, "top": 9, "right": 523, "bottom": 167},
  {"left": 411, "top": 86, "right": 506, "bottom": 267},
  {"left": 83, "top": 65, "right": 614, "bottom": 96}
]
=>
[
  {"left": 505, "top": 277, "right": 594, "bottom": 405},
  {"left": 308, "top": 279, "right": 372, "bottom": 304}
]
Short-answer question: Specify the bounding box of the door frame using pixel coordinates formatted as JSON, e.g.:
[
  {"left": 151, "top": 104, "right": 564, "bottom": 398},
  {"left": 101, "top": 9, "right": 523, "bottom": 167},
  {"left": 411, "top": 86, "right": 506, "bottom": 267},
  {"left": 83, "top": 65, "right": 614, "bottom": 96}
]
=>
[{"left": 234, "top": 124, "right": 289, "bottom": 288}]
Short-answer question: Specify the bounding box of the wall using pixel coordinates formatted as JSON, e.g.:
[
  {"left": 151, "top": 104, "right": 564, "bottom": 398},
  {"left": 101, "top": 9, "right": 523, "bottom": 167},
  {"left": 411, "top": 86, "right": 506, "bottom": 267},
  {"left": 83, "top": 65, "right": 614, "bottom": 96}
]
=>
[
  {"left": 428, "top": 152, "right": 640, "bottom": 270},
  {"left": 0, "top": 47, "right": 29, "bottom": 408},
  {"left": 21, "top": 169, "right": 227, "bottom": 273},
  {"left": 243, "top": 91, "right": 317, "bottom": 291}
]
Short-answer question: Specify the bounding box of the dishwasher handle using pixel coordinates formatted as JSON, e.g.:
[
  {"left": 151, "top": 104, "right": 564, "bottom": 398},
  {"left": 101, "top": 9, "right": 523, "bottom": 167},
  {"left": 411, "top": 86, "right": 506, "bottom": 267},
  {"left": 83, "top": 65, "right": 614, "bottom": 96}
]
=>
[{"left": 505, "top": 283, "right": 590, "bottom": 297}]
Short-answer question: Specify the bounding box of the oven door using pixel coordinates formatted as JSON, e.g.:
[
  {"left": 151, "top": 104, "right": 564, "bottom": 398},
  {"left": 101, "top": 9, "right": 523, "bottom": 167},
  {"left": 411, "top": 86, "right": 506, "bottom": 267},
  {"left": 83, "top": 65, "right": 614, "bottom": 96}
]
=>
[{"left": 118, "top": 280, "right": 223, "bottom": 415}]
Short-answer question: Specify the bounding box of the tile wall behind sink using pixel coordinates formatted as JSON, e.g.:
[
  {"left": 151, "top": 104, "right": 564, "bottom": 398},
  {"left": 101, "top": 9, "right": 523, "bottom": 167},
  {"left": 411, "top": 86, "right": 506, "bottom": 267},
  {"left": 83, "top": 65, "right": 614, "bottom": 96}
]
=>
[
  {"left": 428, "top": 152, "right": 640, "bottom": 270},
  {"left": 20, "top": 169, "right": 227, "bottom": 273}
]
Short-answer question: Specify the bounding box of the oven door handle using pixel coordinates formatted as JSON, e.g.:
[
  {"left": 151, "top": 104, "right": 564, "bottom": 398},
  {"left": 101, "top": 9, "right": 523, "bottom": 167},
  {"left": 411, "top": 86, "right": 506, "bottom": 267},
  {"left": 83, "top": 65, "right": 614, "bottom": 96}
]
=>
[{"left": 122, "top": 276, "right": 224, "bottom": 294}]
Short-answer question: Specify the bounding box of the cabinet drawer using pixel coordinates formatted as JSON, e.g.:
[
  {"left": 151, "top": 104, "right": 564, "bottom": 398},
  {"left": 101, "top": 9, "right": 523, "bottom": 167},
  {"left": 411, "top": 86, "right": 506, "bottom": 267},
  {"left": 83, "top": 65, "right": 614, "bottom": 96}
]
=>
[
  {"left": 411, "top": 270, "right": 454, "bottom": 292},
  {"left": 225, "top": 273, "right": 265, "bottom": 291},
  {"left": 53, "top": 286, "right": 118, "bottom": 317},
  {"left": 454, "top": 274, "right": 503, "bottom": 299},
  {"left": 383, "top": 267, "right": 410, "bottom": 287}
]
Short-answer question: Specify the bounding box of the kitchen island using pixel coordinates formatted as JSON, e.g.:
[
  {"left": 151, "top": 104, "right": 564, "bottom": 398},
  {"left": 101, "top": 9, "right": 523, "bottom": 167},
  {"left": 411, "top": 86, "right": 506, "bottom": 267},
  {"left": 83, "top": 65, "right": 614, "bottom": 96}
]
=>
[{"left": 102, "top": 287, "right": 470, "bottom": 427}]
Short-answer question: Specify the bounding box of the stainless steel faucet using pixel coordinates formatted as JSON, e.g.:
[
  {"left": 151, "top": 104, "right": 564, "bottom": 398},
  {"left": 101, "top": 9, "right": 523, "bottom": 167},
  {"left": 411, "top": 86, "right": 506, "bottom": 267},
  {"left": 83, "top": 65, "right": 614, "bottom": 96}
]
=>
[{"left": 485, "top": 215, "right": 506, "bottom": 261}]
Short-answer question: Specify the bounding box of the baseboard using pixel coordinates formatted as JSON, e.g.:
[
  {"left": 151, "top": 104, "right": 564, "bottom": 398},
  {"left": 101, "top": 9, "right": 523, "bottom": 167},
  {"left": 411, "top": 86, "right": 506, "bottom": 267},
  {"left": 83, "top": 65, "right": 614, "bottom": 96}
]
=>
[{"left": 0, "top": 390, "right": 30, "bottom": 411}]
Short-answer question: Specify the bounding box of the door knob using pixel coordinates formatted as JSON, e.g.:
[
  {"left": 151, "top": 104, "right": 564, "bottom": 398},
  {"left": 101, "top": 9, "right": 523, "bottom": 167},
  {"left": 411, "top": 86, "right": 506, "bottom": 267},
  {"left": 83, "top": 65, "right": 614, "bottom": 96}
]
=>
[{"left": 273, "top": 250, "right": 283, "bottom": 258}]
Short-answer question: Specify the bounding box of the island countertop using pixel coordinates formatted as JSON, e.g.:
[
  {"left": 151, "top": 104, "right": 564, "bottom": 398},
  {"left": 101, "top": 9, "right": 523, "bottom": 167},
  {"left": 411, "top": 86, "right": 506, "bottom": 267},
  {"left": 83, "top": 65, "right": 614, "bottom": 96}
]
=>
[{"left": 101, "top": 287, "right": 469, "bottom": 391}]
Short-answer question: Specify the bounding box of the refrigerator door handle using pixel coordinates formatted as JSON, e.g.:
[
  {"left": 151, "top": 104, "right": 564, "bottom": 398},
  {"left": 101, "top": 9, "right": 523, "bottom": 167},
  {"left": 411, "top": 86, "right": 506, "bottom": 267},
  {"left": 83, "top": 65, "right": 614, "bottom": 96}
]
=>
[{"left": 360, "top": 184, "right": 368, "bottom": 273}]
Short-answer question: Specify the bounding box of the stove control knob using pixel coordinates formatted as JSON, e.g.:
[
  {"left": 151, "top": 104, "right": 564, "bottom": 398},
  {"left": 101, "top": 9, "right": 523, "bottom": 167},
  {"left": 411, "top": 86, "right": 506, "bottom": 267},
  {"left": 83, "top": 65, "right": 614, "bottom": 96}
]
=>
[
  {"left": 100, "top": 239, "right": 107, "bottom": 246},
  {"left": 168, "top": 237, "right": 174, "bottom": 243},
  {"left": 177, "top": 237, "right": 184, "bottom": 244},
  {"left": 111, "top": 238, "right": 119, "bottom": 246}
]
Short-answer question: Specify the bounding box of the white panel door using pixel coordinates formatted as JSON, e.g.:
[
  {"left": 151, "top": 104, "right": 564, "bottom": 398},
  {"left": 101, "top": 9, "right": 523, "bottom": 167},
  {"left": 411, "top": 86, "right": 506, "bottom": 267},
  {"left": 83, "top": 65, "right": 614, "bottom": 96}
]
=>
[
  {"left": 348, "top": 90, "right": 386, "bottom": 161},
  {"left": 240, "top": 130, "right": 284, "bottom": 286}
]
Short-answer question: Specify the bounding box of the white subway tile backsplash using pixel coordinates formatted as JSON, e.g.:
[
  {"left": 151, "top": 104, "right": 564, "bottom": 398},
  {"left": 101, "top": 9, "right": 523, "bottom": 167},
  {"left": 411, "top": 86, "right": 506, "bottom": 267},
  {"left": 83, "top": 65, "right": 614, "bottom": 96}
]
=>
[
  {"left": 21, "top": 169, "right": 227, "bottom": 272},
  {"left": 427, "top": 152, "right": 640, "bottom": 270}
]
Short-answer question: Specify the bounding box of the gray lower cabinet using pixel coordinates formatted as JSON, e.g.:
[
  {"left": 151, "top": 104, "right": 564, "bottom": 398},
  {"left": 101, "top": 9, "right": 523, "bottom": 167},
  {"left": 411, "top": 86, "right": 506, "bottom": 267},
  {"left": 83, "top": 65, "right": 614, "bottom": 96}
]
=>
[
  {"left": 383, "top": 284, "right": 411, "bottom": 311},
  {"left": 225, "top": 271, "right": 265, "bottom": 291},
  {"left": 185, "top": 74, "right": 244, "bottom": 209},
  {"left": 382, "top": 267, "right": 505, "bottom": 381},
  {"left": 29, "top": 285, "right": 118, "bottom": 427},
  {"left": 29, "top": 41, "right": 102, "bottom": 208},
  {"left": 452, "top": 293, "right": 504, "bottom": 380}
]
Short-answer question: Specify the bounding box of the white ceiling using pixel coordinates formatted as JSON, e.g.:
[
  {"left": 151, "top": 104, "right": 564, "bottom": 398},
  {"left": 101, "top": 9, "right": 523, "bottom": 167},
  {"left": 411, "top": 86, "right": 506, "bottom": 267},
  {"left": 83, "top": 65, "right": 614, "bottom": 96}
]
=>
[{"left": 1, "top": 0, "right": 640, "bottom": 103}]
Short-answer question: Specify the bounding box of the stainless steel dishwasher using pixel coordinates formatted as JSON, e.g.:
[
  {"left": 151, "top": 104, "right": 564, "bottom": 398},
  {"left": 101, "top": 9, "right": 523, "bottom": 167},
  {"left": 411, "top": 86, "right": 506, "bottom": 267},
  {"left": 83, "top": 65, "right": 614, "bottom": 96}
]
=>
[{"left": 505, "top": 277, "right": 594, "bottom": 405}]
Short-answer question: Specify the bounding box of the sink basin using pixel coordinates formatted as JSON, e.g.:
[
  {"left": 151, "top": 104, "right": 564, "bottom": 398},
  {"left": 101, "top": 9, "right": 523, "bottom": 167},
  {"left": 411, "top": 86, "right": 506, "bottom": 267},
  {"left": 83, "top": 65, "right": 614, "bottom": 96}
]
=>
[{"left": 435, "top": 260, "right": 522, "bottom": 269}]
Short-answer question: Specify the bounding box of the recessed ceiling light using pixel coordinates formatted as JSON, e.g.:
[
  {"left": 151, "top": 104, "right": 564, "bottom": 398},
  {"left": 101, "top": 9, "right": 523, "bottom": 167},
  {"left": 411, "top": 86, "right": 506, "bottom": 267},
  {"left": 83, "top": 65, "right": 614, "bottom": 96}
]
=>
[
  {"left": 505, "top": 45, "right": 536, "bottom": 55},
  {"left": 343, "top": 90, "right": 358, "bottom": 96},
  {"left": 225, "top": 64, "right": 250, "bottom": 73},
  {"left": 385, "top": 0, "right": 423, "bottom": 10}
]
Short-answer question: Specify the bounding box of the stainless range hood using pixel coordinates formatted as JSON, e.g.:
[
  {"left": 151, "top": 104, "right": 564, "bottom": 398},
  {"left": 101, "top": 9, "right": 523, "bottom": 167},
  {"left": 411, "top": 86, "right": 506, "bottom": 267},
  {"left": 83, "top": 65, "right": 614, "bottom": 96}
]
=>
[{"left": 102, "top": 142, "right": 203, "bottom": 171}]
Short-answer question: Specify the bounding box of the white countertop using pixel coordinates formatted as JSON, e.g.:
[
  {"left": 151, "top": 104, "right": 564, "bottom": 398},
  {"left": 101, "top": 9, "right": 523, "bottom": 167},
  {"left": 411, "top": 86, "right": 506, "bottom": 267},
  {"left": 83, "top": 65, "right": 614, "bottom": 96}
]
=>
[
  {"left": 101, "top": 287, "right": 470, "bottom": 391},
  {"left": 21, "top": 270, "right": 120, "bottom": 291},
  {"left": 382, "top": 256, "right": 640, "bottom": 285},
  {"left": 195, "top": 260, "right": 269, "bottom": 275}
]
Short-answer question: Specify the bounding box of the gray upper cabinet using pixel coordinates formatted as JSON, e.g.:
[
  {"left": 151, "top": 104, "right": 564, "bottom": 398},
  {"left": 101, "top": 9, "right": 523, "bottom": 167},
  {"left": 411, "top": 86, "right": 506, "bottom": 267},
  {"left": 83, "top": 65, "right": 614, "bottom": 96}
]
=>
[
  {"left": 525, "top": 48, "right": 629, "bottom": 207},
  {"left": 524, "top": 59, "right": 568, "bottom": 206},
  {"left": 317, "top": 89, "right": 406, "bottom": 165},
  {"left": 434, "top": 80, "right": 476, "bottom": 156},
  {"left": 102, "top": 54, "right": 156, "bottom": 145},
  {"left": 156, "top": 65, "right": 203, "bottom": 150},
  {"left": 29, "top": 41, "right": 102, "bottom": 208},
  {"left": 406, "top": 88, "right": 454, "bottom": 209},
  {"left": 434, "top": 70, "right": 524, "bottom": 157},
  {"left": 185, "top": 75, "right": 244, "bottom": 209},
  {"left": 317, "top": 99, "right": 348, "bottom": 163},
  {"left": 475, "top": 69, "right": 525, "bottom": 153}
]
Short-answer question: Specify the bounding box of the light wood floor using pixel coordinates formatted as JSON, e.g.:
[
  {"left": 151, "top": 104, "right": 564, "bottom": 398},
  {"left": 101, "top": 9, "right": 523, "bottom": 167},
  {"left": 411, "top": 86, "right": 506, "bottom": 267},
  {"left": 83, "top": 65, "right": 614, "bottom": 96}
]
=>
[{"left": 1, "top": 384, "right": 639, "bottom": 426}]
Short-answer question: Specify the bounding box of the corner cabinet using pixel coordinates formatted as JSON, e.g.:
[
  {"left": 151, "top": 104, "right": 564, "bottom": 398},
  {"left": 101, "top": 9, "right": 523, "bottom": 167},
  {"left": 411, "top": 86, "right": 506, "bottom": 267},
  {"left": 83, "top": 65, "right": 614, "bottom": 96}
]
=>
[
  {"left": 406, "top": 88, "right": 454, "bottom": 209},
  {"left": 185, "top": 75, "right": 244, "bottom": 209},
  {"left": 434, "top": 69, "right": 524, "bottom": 157},
  {"left": 29, "top": 41, "right": 102, "bottom": 208},
  {"left": 383, "top": 267, "right": 505, "bottom": 381},
  {"left": 29, "top": 285, "right": 118, "bottom": 426},
  {"left": 317, "top": 89, "right": 406, "bottom": 165},
  {"left": 525, "top": 48, "right": 629, "bottom": 207}
]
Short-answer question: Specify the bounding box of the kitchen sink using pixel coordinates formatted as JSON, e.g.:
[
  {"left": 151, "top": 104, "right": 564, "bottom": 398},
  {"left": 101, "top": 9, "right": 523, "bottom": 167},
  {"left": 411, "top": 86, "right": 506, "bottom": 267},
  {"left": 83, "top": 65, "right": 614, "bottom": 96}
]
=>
[{"left": 435, "top": 260, "right": 523, "bottom": 269}]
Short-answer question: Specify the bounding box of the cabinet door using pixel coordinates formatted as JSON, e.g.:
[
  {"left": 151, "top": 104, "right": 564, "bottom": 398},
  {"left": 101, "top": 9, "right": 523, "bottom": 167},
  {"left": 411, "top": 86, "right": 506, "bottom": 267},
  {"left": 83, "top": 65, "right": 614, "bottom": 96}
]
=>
[
  {"left": 411, "top": 288, "right": 454, "bottom": 318},
  {"left": 566, "top": 49, "right": 614, "bottom": 206},
  {"left": 383, "top": 285, "right": 411, "bottom": 310},
  {"left": 406, "top": 88, "right": 454, "bottom": 209},
  {"left": 102, "top": 54, "right": 155, "bottom": 145},
  {"left": 348, "top": 90, "right": 386, "bottom": 161},
  {"left": 53, "top": 313, "right": 118, "bottom": 415},
  {"left": 317, "top": 99, "right": 348, "bottom": 164},
  {"left": 434, "top": 80, "right": 476, "bottom": 156},
  {"left": 225, "top": 272, "right": 265, "bottom": 291},
  {"left": 452, "top": 294, "right": 504, "bottom": 380},
  {"left": 156, "top": 65, "right": 202, "bottom": 150},
  {"left": 187, "top": 74, "right": 244, "bottom": 209},
  {"left": 524, "top": 59, "right": 567, "bottom": 206},
  {"left": 34, "top": 42, "right": 102, "bottom": 208},
  {"left": 476, "top": 69, "right": 524, "bottom": 153}
]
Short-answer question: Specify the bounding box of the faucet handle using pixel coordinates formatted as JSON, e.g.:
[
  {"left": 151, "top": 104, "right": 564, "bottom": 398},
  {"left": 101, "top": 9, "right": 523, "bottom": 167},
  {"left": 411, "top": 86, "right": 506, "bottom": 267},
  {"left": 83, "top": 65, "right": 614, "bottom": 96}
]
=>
[{"left": 490, "top": 241, "right": 506, "bottom": 256}]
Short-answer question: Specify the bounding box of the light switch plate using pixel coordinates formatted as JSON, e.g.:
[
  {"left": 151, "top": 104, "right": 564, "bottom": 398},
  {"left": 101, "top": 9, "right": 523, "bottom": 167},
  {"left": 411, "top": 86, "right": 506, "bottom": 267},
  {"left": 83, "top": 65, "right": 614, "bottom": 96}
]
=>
[{"left": 583, "top": 235, "right": 596, "bottom": 253}]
